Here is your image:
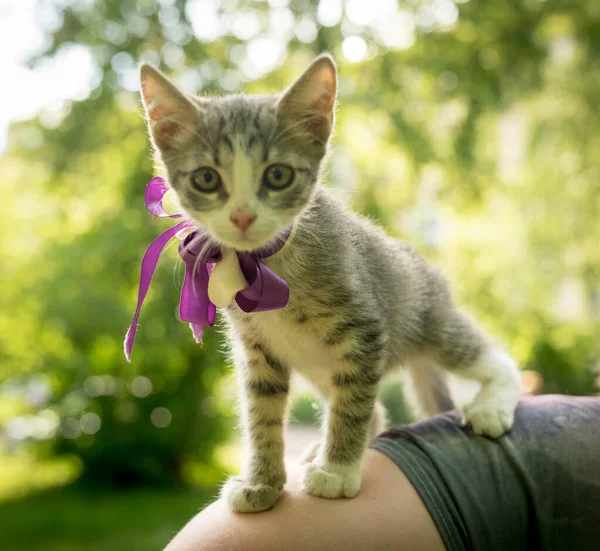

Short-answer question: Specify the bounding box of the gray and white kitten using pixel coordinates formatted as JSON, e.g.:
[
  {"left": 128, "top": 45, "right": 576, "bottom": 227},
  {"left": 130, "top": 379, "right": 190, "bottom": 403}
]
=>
[{"left": 139, "top": 55, "right": 521, "bottom": 513}]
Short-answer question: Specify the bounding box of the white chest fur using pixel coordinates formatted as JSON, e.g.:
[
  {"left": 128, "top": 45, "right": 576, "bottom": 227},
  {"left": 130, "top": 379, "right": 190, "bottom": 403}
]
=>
[{"left": 241, "top": 310, "right": 336, "bottom": 394}]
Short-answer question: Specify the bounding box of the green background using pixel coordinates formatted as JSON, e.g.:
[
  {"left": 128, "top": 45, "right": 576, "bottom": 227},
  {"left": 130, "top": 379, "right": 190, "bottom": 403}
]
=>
[{"left": 0, "top": 0, "right": 598, "bottom": 549}]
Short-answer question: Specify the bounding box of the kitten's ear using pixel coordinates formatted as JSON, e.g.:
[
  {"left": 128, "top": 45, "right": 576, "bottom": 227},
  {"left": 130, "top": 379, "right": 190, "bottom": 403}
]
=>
[
  {"left": 277, "top": 54, "right": 337, "bottom": 142},
  {"left": 139, "top": 64, "right": 198, "bottom": 151}
]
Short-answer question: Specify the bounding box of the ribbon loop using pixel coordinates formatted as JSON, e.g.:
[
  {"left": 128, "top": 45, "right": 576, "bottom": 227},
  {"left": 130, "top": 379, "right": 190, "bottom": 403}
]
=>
[
  {"left": 144, "top": 177, "right": 183, "bottom": 219},
  {"left": 235, "top": 254, "right": 289, "bottom": 312},
  {"left": 124, "top": 177, "right": 291, "bottom": 361}
]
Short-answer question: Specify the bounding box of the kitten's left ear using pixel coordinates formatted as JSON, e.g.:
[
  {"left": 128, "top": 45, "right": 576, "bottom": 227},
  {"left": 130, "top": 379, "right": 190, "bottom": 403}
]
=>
[
  {"left": 277, "top": 54, "right": 337, "bottom": 142},
  {"left": 139, "top": 64, "right": 199, "bottom": 151}
]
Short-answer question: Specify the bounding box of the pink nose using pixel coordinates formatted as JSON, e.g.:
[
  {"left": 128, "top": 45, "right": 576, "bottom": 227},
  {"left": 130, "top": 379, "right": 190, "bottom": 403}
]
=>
[{"left": 230, "top": 209, "right": 256, "bottom": 231}]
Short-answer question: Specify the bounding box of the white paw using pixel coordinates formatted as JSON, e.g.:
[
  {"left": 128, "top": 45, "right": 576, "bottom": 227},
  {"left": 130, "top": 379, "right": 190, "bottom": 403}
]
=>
[
  {"left": 299, "top": 440, "right": 322, "bottom": 465},
  {"left": 221, "top": 476, "right": 282, "bottom": 513},
  {"left": 462, "top": 398, "right": 516, "bottom": 438},
  {"left": 301, "top": 461, "right": 361, "bottom": 499},
  {"left": 460, "top": 347, "right": 520, "bottom": 438}
]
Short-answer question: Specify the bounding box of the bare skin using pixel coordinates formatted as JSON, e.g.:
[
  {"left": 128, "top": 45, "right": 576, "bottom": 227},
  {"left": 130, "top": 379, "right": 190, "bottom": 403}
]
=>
[{"left": 164, "top": 449, "right": 446, "bottom": 551}]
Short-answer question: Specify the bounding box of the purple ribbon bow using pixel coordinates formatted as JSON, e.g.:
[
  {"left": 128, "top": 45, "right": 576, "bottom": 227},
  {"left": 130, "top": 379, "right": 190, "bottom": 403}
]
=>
[{"left": 124, "top": 177, "right": 290, "bottom": 361}]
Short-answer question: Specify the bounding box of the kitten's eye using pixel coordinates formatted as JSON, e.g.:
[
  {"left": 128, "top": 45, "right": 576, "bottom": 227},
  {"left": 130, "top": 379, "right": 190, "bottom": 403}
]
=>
[
  {"left": 263, "top": 164, "right": 294, "bottom": 190},
  {"left": 191, "top": 167, "right": 221, "bottom": 193}
]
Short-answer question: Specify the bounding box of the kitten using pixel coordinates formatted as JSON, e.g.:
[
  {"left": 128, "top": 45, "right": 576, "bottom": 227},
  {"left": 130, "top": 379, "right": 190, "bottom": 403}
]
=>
[{"left": 138, "top": 54, "right": 521, "bottom": 513}]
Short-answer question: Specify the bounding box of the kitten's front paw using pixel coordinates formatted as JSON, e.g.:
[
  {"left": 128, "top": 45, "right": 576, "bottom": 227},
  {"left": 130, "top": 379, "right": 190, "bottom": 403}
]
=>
[
  {"left": 221, "top": 476, "right": 282, "bottom": 513},
  {"left": 301, "top": 461, "right": 361, "bottom": 499},
  {"left": 462, "top": 399, "right": 515, "bottom": 438}
]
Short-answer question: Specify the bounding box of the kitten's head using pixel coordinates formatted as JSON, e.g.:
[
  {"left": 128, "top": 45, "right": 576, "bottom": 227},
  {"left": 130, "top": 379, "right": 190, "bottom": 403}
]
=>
[{"left": 139, "top": 55, "right": 337, "bottom": 251}]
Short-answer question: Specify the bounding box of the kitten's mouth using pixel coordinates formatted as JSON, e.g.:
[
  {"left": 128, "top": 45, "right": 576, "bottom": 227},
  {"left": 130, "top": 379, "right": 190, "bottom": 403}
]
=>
[{"left": 204, "top": 223, "right": 292, "bottom": 254}]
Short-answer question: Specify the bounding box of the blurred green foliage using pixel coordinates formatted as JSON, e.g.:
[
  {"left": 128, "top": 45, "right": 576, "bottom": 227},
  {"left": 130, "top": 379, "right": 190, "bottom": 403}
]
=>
[
  {"left": 291, "top": 382, "right": 412, "bottom": 427},
  {"left": 1, "top": 0, "right": 599, "bottom": 508},
  {"left": 380, "top": 380, "right": 413, "bottom": 426},
  {"left": 290, "top": 394, "right": 323, "bottom": 425}
]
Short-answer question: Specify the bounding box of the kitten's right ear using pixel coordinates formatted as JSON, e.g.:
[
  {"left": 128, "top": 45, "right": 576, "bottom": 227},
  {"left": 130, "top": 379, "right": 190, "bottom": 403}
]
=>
[
  {"left": 277, "top": 54, "right": 337, "bottom": 143},
  {"left": 139, "top": 64, "right": 198, "bottom": 151}
]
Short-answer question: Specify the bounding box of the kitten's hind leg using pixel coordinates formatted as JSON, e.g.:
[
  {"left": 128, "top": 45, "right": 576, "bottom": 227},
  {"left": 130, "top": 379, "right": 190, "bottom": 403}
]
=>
[
  {"left": 429, "top": 310, "right": 521, "bottom": 438},
  {"left": 405, "top": 358, "right": 455, "bottom": 419}
]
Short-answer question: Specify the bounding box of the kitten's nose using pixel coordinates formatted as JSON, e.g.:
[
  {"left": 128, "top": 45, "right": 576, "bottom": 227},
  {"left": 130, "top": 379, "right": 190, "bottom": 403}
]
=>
[{"left": 230, "top": 208, "right": 256, "bottom": 231}]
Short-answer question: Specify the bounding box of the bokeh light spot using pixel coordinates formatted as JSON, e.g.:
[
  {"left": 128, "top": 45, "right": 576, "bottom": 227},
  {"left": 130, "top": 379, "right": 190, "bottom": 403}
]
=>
[
  {"left": 84, "top": 375, "right": 105, "bottom": 397},
  {"left": 186, "top": 0, "right": 222, "bottom": 42},
  {"left": 373, "top": 10, "right": 415, "bottom": 50},
  {"left": 60, "top": 418, "right": 82, "bottom": 440},
  {"left": 80, "top": 412, "right": 102, "bottom": 435},
  {"left": 438, "top": 71, "right": 459, "bottom": 92},
  {"left": 433, "top": 0, "right": 459, "bottom": 28},
  {"left": 346, "top": 0, "right": 396, "bottom": 26},
  {"left": 231, "top": 10, "right": 261, "bottom": 40},
  {"left": 296, "top": 18, "right": 318, "bottom": 43},
  {"left": 130, "top": 376, "right": 153, "bottom": 398},
  {"left": 479, "top": 47, "right": 500, "bottom": 70},
  {"left": 246, "top": 37, "right": 283, "bottom": 76},
  {"left": 151, "top": 407, "right": 172, "bottom": 428},
  {"left": 342, "top": 36, "right": 367, "bottom": 63},
  {"left": 317, "top": 0, "right": 342, "bottom": 28}
]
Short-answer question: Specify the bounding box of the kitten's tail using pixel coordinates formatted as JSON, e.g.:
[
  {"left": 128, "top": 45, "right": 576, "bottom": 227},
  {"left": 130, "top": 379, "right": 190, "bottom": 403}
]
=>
[{"left": 404, "top": 358, "right": 455, "bottom": 419}]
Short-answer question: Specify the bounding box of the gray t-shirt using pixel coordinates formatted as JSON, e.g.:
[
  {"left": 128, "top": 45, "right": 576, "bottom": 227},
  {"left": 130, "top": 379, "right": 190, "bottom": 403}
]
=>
[{"left": 371, "top": 395, "right": 600, "bottom": 551}]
